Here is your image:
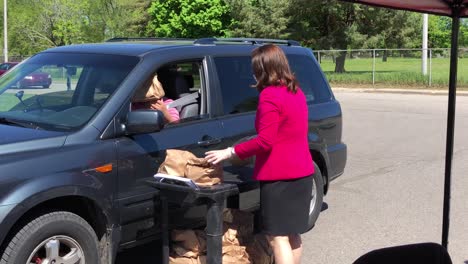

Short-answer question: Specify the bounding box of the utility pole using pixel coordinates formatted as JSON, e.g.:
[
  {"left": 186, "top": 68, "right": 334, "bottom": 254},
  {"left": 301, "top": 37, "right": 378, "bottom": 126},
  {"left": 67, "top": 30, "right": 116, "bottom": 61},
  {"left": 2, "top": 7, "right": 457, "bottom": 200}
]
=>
[
  {"left": 3, "top": 0, "right": 7, "bottom": 62},
  {"left": 422, "top": 14, "right": 428, "bottom": 75}
]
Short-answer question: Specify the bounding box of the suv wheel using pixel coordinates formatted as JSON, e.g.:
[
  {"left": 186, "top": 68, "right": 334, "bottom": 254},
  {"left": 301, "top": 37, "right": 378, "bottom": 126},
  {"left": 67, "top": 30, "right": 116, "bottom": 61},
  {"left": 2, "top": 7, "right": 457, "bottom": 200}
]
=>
[
  {"left": 0, "top": 211, "right": 99, "bottom": 264},
  {"left": 308, "top": 162, "right": 324, "bottom": 229}
]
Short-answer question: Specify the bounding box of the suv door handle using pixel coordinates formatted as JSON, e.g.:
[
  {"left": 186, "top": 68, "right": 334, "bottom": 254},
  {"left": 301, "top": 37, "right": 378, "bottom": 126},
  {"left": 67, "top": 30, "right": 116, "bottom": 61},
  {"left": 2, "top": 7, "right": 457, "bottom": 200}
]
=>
[{"left": 197, "top": 138, "right": 221, "bottom": 147}]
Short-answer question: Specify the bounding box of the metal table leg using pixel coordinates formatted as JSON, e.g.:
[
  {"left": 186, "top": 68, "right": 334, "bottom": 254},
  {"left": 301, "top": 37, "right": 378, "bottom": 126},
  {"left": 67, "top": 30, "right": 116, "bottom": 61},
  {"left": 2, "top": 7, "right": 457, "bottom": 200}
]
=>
[
  {"left": 161, "top": 196, "right": 169, "bottom": 264},
  {"left": 205, "top": 200, "right": 225, "bottom": 264}
]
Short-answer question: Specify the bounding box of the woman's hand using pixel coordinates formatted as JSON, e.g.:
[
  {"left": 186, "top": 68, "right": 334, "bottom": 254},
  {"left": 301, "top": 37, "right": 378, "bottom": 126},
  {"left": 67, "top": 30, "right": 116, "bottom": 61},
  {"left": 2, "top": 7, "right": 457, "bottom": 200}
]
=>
[{"left": 205, "top": 148, "right": 234, "bottom": 165}]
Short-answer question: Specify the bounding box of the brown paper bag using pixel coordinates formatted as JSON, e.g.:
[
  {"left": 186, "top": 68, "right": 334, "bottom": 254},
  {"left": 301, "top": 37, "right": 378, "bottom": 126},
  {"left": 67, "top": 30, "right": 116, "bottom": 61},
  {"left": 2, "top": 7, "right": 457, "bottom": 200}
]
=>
[
  {"left": 170, "top": 210, "right": 259, "bottom": 264},
  {"left": 172, "top": 245, "right": 199, "bottom": 258},
  {"left": 169, "top": 256, "right": 200, "bottom": 264},
  {"left": 194, "top": 230, "right": 207, "bottom": 254},
  {"left": 158, "top": 149, "right": 223, "bottom": 186},
  {"left": 222, "top": 227, "right": 240, "bottom": 247},
  {"left": 185, "top": 157, "right": 222, "bottom": 186},
  {"left": 172, "top": 230, "right": 202, "bottom": 256},
  {"left": 223, "top": 245, "right": 251, "bottom": 264},
  {"left": 159, "top": 149, "right": 196, "bottom": 177},
  {"left": 223, "top": 209, "right": 255, "bottom": 243}
]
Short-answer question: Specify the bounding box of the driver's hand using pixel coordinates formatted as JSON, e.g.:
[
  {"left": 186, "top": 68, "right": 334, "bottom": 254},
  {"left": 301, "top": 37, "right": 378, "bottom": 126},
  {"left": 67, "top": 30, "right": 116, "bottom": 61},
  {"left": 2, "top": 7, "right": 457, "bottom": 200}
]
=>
[{"left": 151, "top": 99, "right": 168, "bottom": 113}]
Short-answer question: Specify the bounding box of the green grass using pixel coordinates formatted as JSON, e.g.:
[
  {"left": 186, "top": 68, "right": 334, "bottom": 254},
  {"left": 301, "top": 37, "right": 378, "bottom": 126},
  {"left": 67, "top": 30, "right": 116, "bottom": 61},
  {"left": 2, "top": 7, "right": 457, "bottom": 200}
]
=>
[
  {"left": 0, "top": 91, "right": 75, "bottom": 112},
  {"left": 0, "top": 93, "right": 33, "bottom": 111},
  {"left": 318, "top": 57, "right": 468, "bottom": 88}
]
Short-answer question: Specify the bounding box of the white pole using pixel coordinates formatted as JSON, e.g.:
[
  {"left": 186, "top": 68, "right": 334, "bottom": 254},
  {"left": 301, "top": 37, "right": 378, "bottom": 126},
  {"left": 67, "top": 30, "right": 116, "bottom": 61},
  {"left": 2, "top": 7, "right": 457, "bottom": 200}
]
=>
[
  {"left": 3, "top": 0, "right": 7, "bottom": 62},
  {"left": 372, "top": 49, "right": 376, "bottom": 85},
  {"left": 429, "top": 49, "right": 432, "bottom": 86},
  {"left": 422, "top": 14, "right": 428, "bottom": 75}
]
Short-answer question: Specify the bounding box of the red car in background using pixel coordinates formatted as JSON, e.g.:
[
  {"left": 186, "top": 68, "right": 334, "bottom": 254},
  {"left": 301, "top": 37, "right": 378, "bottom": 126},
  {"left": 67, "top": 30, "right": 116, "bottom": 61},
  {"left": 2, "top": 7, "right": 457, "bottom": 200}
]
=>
[
  {"left": 0, "top": 62, "right": 18, "bottom": 75},
  {"left": 0, "top": 62, "right": 52, "bottom": 88}
]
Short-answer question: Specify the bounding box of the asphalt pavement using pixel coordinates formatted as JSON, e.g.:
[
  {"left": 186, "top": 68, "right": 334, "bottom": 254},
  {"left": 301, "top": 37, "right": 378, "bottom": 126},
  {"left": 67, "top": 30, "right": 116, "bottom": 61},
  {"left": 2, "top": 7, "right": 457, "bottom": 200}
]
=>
[{"left": 301, "top": 89, "right": 468, "bottom": 264}]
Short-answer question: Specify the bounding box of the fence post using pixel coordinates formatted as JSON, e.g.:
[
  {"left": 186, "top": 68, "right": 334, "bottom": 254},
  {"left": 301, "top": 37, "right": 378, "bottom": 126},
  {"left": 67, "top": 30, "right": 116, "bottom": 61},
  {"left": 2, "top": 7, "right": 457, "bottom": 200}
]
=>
[
  {"left": 372, "top": 49, "right": 376, "bottom": 86},
  {"left": 429, "top": 49, "right": 432, "bottom": 86}
]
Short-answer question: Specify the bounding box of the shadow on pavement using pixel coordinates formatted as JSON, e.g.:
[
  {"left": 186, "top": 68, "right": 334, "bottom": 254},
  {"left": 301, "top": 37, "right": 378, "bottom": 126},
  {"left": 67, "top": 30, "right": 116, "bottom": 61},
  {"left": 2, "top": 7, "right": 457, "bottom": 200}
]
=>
[
  {"left": 116, "top": 241, "right": 162, "bottom": 264},
  {"left": 321, "top": 202, "right": 329, "bottom": 212}
]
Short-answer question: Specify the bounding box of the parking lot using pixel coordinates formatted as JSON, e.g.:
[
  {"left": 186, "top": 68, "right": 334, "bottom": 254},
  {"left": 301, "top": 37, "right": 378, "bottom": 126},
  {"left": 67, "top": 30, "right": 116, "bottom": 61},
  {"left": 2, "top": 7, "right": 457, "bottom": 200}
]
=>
[
  {"left": 302, "top": 90, "right": 468, "bottom": 264},
  {"left": 117, "top": 90, "right": 468, "bottom": 263}
]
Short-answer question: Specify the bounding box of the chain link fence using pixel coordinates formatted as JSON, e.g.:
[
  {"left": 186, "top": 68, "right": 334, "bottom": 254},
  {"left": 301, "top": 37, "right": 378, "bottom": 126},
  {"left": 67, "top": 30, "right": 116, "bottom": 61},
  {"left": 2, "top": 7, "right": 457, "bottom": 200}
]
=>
[
  {"left": 313, "top": 48, "right": 468, "bottom": 88},
  {"left": 1, "top": 55, "right": 30, "bottom": 63},
  {"left": 3, "top": 50, "right": 468, "bottom": 88}
]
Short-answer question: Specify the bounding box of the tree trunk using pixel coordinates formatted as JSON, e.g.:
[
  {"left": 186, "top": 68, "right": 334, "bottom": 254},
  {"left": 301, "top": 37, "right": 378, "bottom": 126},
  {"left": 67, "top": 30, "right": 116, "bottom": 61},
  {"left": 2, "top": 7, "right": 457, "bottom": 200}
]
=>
[
  {"left": 335, "top": 51, "right": 347, "bottom": 73},
  {"left": 382, "top": 50, "right": 388, "bottom": 62}
]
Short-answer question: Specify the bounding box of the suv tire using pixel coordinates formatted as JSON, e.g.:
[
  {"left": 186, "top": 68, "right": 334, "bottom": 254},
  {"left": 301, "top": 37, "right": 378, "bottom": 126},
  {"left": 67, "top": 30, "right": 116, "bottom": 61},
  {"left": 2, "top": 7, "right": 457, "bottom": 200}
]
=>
[
  {"left": 308, "top": 162, "right": 324, "bottom": 229},
  {"left": 0, "top": 211, "right": 99, "bottom": 264}
]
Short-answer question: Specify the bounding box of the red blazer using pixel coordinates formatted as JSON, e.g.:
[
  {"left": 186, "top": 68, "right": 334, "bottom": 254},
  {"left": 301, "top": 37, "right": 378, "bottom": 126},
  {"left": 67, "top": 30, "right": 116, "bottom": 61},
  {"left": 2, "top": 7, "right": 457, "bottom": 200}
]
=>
[{"left": 234, "top": 85, "right": 314, "bottom": 181}]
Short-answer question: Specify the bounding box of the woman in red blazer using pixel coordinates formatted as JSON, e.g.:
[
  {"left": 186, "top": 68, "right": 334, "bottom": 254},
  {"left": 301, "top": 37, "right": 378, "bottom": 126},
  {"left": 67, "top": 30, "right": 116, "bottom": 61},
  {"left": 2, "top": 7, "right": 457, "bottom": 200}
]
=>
[{"left": 206, "top": 44, "right": 314, "bottom": 264}]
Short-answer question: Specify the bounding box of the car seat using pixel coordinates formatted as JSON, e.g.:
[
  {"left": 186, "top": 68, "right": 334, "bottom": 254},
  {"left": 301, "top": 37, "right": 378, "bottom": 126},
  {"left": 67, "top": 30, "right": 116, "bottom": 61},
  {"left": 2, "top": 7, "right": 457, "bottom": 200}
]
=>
[
  {"left": 178, "top": 92, "right": 200, "bottom": 119},
  {"left": 157, "top": 67, "right": 190, "bottom": 100}
]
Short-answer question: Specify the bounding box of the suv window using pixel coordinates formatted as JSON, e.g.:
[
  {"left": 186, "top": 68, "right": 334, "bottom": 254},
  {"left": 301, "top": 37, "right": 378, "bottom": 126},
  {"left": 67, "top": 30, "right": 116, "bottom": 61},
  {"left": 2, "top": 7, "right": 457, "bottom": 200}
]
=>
[
  {"left": 287, "top": 54, "right": 332, "bottom": 104},
  {"left": 215, "top": 53, "right": 332, "bottom": 115},
  {"left": 131, "top": 61, "right": 204, "bottom": 123},
  {"left": 214, "top": 57, "right": 258, "bottom": 115},
  {"left": 0, "top": 53, "right": 138, "bottom": 131}
]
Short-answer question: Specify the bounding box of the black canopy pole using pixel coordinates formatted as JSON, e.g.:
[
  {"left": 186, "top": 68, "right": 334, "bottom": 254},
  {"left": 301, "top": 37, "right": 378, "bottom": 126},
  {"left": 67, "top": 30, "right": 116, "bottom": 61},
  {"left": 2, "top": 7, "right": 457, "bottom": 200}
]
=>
[{"left": 442, "top": 7, "right": 461, "bottom": 249}]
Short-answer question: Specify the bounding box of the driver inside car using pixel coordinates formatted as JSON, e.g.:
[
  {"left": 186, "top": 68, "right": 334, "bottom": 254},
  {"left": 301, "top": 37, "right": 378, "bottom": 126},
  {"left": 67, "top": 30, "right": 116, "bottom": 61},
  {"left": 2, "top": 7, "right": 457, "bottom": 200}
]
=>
[{"left": 131, "top": 74, "right": 180, "bottom": 124}]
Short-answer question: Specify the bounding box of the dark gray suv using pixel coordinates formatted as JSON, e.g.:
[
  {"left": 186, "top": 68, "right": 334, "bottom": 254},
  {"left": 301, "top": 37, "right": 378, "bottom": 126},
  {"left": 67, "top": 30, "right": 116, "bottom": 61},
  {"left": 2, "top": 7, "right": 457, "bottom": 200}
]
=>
[{"left": 0, "top": 38, "right": 346, "bottom": 264}]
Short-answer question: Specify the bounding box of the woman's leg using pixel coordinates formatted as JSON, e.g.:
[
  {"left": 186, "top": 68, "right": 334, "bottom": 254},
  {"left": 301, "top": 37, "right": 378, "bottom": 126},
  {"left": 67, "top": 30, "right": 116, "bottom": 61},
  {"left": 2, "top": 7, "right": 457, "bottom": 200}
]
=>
[
  {"left": 267, "top": 235, "right": 294, "bottom": 264},
  {"left": 289, "top": 234, "right": 303, "bottom": 264}
]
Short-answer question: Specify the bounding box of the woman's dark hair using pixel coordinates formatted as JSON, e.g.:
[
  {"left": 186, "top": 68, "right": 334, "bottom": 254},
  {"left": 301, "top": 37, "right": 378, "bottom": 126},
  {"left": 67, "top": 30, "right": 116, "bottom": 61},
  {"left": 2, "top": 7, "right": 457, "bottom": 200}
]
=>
[{"left": 251, "top": 44, "right": 298, "bottom": 92}]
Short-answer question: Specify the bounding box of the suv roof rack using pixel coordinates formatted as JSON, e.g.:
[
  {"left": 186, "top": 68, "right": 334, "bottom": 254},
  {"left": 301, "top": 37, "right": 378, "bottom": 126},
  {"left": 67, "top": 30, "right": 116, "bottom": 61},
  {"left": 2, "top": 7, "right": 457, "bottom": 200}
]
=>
[
  {"left": 106, "top": 37, "right": 195, "bottom": 43},
  {"left": 106, "top": 37, "right": 301, "bottom": 46},
  {"left": 193, "top": 38, "right": 301, "bottom": 46}
]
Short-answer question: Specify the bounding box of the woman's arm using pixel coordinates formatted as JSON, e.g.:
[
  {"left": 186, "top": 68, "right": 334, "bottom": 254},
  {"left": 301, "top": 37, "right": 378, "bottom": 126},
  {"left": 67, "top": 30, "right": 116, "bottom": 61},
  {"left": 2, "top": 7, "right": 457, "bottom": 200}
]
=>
[
  {"left": 234, "top": 88, "right": 281, "bottom": 160},
  {"left": 205, "top": 88, "right": 281, "bottom": 165}
]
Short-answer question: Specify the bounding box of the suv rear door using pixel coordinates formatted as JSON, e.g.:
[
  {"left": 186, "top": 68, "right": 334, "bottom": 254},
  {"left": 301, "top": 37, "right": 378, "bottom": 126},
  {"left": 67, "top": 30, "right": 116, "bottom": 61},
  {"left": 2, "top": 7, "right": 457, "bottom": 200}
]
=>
[
  {"left": 210, "top": 50, "right": 340, "bottom": 209},
  {"left": 210, "top": 56, "right": 259, "bottom": 211}
]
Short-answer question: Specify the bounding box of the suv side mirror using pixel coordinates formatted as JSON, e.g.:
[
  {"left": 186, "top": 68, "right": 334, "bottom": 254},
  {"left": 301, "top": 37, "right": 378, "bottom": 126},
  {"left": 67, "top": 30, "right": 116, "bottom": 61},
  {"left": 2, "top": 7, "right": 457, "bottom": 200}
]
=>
[{"left": 126, "top": 110, "right": 164, "bottom": 134}]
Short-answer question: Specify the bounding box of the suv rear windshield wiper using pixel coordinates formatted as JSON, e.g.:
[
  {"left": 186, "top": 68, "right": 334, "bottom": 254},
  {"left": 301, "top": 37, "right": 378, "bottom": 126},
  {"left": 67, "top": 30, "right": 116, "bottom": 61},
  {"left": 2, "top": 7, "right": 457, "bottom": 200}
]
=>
[{"left": 0, "top": 117, "right": 43, "bottom": 129}]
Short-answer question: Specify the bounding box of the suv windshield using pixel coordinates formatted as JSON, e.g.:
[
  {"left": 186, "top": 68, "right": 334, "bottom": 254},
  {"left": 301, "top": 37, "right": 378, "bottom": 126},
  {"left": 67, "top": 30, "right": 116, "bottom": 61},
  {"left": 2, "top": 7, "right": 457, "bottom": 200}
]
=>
[{"left": 0, "top": 53, "right": 139, "bottom": 131}]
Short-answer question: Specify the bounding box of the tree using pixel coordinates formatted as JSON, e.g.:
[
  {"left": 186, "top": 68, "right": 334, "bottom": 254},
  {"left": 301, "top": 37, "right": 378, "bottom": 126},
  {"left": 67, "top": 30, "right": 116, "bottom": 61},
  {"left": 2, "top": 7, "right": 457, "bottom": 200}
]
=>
[
  {"left": 3, "top": 0, "right": 98, "bottom": 55},
  {"left": 146, "top": 0, "right": 232, "bottom": 38},
  {"left": 289, "top": 0, "right": 359, "bottom": 72},
  {"left": 353, "top": 8, "right": 421, "bottom": 61},
  {"left": 289, "top": 0, "right": 420, "bottom": 72},
  {"left": 225, "top": 0, "right": 292, "bottom": 39},
  {"left": 90, "top": 0, "right": 152, "bottom": 39},
  {"left": 1, "top": 0, "right": 155, "bottom": 56}
]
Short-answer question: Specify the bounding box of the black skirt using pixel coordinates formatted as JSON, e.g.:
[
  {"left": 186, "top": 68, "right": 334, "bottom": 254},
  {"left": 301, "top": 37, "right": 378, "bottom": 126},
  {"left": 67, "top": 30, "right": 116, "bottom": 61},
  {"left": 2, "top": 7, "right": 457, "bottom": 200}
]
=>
[{"left": 260, "top": 175, "right": 313, "bottom": 236}]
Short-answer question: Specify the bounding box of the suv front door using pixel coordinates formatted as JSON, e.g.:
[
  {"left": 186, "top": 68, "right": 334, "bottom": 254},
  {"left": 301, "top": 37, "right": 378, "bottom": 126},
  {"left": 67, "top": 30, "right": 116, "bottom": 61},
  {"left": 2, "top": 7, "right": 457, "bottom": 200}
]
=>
[{"left": 114, "top": 58, "right": 225, "bottom": 245}]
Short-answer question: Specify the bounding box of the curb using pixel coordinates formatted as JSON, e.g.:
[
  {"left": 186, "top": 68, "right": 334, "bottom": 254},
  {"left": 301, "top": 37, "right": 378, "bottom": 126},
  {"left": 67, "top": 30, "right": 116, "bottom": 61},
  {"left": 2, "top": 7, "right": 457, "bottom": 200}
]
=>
[{"left": 331, "top": 87, "right": 468, "bottom": 96}]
